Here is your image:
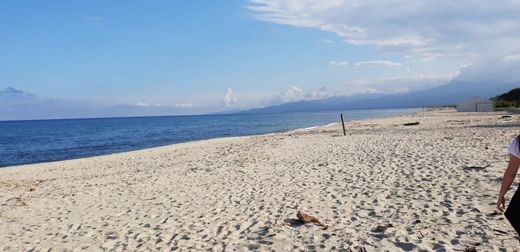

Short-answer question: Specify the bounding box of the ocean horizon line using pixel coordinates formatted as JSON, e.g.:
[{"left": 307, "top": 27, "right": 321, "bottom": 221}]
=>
[
  {"left": 0, "top": 108, "right": 421, "bottom": 168},
  {"left": 0, "top": 106, "right": 425, "bottom": 123}
]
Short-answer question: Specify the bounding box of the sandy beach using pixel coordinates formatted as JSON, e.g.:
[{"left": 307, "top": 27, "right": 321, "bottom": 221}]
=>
[{"left": 1, "top": 109, "right": 519, "bottom": 251}]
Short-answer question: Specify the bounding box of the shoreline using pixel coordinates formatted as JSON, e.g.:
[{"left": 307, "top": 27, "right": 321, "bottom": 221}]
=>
[
  {"left": 1, "top": 109, "right": 519, "bottom": 251},
  {"left": 0, "top": 108, "right": 421, "bottom": 170}
]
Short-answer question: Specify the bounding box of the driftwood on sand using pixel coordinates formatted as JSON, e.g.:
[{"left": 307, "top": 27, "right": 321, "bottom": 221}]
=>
[{"left": 296, "top": 210, "right": 329, "bottom": 230}]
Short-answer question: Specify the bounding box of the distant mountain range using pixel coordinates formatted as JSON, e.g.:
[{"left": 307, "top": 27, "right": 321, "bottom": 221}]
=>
[{"left": 238, "top": 80, "right": 519, "bottom": 114}]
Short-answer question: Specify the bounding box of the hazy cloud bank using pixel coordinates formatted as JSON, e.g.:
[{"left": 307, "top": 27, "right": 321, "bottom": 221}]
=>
[{"left": 0, "top": 87, "right": 208, "bottom": 121}]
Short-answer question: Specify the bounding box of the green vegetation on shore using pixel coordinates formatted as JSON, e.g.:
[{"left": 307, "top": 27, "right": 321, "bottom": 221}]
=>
[{"left": 491, "top": 87, "right": 520, "bottom": 108}]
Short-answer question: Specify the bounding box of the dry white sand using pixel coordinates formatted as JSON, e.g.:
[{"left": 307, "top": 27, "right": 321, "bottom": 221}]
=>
[{"left": 1, "top": 109, "right": 519, "bottom": 251}]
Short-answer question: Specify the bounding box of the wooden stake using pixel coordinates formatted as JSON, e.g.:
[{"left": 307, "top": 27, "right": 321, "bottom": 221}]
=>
[{"left": 340, "top": 113, "right": 346, "bottom": 136}]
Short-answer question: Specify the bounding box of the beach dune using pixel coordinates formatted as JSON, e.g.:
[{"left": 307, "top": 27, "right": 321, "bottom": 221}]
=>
[{"left": 1, "top": 109, "right": 519, "bottom": 251}]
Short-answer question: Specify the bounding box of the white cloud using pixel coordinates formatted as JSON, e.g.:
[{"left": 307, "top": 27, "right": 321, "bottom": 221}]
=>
[
  {"left": 343, "top": 73, "right": 456, "bottom": 95},
  {"left": 247, "top": 0, "right": 520, "bottom": 60},
  {"left": 306, "top": 86, "right": 330, "bottom": 99},
  {"left": 268, "top": 86, "right": 333, "bottom": 105},
  {"left": 175, "top": 103, "right": 194, "bottom": 108},
  {"left": 221, "top": 88, "right": 236, "bottom": 107},
  {"left": 135, "top": 102, "right": 151, "bottom": 107},
  {"left": 503, "top": 54, "right": 520, "bottom": 62},
  {"left": 455, "top": 57, "right": 520, "bottom": 83},
  {"left": 272, "top": 85, "right": 304, "bottom": 104},
  {"left": 135, "top": 102, "right": 162, "bottom": 107},
  {"left": 354, "top": 60, "right": 402, "bottom": 67},
  {"left": 329, "top": 60, "right": 349, "bottom": 66},
  {"left": 264, "top": 77, "right": 453, "bottom": 105},
  {"left": 359, "top": 88, "right": 379, "bottom": 94}
]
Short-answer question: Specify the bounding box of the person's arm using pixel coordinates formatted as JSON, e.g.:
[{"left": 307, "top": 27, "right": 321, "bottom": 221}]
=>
[{"left": 497, "top": 155, "right": 520, "bottom": 211}]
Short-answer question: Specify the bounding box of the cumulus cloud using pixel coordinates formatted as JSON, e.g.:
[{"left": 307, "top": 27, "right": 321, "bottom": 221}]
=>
[
  {"left": 272, "top": 86, "right": 304, "bottom": 104},
  {"left": 354, "top": 60, "right": 402, "bottom": 67},
  {"left": 269, "top": 86, "right": 333, "bottom": 105},
  {"left": 221, "top": 88, "right": 236, "bottom": 107},
  {"left": 306, "top": 87, "right": 331, "bottom": 100},
  {"left": 247, "top": 0, "right": 520, "bottom": 60},
  {"left": 329, "top": 60, "right": 349, "bottom": 66}
]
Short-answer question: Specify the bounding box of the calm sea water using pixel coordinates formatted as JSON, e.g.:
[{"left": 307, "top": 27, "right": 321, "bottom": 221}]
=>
[{"left": 0, "top": 108, "right": 420, "bottom": 167}]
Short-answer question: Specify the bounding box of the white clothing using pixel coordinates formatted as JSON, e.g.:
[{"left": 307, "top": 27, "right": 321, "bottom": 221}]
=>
[{"left": 509, "top": 137, "right": 520, "bottom": 159}]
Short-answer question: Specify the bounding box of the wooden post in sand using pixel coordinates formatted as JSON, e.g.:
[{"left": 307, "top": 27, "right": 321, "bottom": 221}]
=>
[{"left": 340, "top": 113, "right": 346, "bottom": 136}]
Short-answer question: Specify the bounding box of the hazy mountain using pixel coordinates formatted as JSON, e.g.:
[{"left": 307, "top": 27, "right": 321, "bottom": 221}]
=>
[
  {"left": 239, "top": 93, "right": 386, "bottom": 114},
  {"left": 238, "top": 81, "right": 520, "bottom": 114}
]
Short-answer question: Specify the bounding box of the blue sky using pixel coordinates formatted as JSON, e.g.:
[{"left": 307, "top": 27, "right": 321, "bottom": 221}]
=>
[{"left": 1, "top": 0, "right": 520, "bottom": 120}]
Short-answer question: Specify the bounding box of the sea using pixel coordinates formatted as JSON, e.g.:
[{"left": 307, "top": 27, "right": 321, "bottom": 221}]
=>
[{"left": 0, "top": 108, "right": 421, "bottom": 167}]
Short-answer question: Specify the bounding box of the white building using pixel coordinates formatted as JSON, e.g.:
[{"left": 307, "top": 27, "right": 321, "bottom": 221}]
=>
[{"left": 457, "top": 96, "right": 494, "bottom": 112}]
